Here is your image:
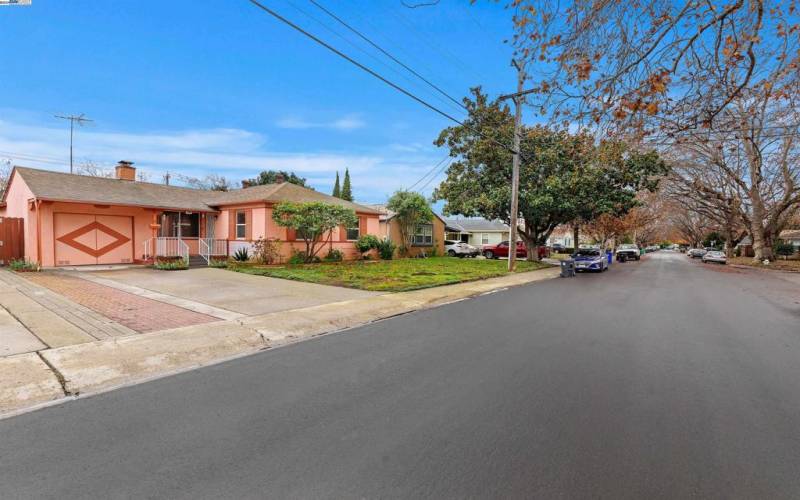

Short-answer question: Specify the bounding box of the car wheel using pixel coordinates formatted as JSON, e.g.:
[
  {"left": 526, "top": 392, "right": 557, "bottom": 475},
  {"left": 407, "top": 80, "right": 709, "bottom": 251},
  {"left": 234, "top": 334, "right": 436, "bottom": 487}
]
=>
[
  {"left": 447, "top": 249, "right": 456, "bottom": 257},
  {"left": 484, "top": 251, "right": 494, "bottom": 259}
]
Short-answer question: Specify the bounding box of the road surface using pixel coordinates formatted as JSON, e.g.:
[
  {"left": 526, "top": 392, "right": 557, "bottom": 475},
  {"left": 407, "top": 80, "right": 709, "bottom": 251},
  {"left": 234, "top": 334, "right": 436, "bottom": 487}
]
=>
[{"left": 2, "top": 252, "right": 800, "bottom": 499}]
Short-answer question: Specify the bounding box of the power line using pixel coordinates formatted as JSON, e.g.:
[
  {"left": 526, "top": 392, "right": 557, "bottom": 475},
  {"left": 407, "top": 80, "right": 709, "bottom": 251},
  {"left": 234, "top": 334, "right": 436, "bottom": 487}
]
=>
[
  {"left": 308, "top": 0, "right": 466, "bottom": 111},
  {"left": 417, "top": 158, "right": 451, "bottom": 193},
  {"left": 282, "top": 0, "right": 462, "bottom": 115},
  {"left": 247, "top": 0, "right": 524, "bottom": 159},
  {"left": 407, "top": 154, "right": 450, "bottom": 190}
]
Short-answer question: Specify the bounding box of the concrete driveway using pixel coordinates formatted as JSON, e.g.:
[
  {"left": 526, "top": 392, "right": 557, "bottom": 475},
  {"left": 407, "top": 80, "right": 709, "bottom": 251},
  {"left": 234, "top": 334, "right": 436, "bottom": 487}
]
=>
[{"left": 85, "top": 267, "right": 379, "bottom": 316}]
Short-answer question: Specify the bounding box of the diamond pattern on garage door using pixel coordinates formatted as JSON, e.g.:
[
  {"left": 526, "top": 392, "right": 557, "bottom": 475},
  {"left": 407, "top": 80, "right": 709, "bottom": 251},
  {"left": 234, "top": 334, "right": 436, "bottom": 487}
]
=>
[{"left": 54, "top": 214, "right": 133, "bottom": 266}]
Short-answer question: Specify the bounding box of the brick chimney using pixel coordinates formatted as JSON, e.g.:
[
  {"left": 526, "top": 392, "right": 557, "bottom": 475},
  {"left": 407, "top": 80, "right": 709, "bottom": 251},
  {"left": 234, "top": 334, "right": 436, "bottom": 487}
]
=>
[
  {"left": 275, "top": 173, "right": 285, "bottom": 184},
  {"left": 115, "top": 160, "right": 136, "bottom": 181}
]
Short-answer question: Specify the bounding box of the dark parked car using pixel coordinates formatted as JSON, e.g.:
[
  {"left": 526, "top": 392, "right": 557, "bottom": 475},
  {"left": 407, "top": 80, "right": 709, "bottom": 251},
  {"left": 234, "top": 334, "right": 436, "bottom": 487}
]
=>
[
  {"left": 482, "top": 241, "right": 550, "bottom": 260},
  {"left": 572, "top": 247, "right": 608, "bottom": 272}
]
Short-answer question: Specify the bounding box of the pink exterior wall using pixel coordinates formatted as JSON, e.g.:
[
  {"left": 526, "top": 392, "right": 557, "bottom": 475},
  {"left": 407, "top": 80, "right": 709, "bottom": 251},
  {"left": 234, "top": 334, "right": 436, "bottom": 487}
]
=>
[
  {"left": 218, "top": 206, "right": 381, "bottom": 262},
  {"left": 1, "top": 173, "right": 36, "bottom": 263}
]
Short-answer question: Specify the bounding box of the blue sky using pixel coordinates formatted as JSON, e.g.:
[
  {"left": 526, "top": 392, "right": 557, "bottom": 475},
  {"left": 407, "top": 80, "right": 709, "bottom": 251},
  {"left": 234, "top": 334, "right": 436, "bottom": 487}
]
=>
[{"left": 0, "top": 0, "right": 517, "bottom": 203}]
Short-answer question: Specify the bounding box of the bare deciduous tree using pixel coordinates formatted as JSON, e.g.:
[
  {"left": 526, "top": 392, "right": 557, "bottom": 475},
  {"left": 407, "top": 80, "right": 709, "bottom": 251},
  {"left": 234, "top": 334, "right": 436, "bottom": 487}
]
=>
[
  {"left": 75, "top": 160, "right": 113, "bottom": 178},
  {"left": 0, "top": 158, "right": 11, "bottom": 197}
]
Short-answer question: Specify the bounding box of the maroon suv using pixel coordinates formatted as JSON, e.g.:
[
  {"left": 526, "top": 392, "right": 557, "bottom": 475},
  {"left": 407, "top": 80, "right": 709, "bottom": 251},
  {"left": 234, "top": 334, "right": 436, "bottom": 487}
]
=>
[{"left": 482, "top": 241, "right": 550, "bottom": 260}]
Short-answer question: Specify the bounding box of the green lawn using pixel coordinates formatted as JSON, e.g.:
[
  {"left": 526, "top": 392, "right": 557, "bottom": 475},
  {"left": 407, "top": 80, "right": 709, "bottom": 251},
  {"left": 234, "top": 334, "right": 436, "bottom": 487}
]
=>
[{"left": 231, "top": 257, "right": 552, "bottom": 292}]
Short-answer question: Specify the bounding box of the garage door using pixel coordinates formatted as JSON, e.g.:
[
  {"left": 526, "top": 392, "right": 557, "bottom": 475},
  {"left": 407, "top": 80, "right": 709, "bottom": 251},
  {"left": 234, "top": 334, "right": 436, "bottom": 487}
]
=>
[{"left": 54, "top": 214, "right": 133, "bottom": 266}]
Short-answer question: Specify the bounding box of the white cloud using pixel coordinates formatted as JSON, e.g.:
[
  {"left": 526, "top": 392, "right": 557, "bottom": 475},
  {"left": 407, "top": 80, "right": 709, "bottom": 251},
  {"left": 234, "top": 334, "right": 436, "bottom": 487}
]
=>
[
  {"left": 0, "top": 115, "right": 447, "bottom": 204},
  {"left": 275, "top": 114, "right": 365, "bottom": 131}
]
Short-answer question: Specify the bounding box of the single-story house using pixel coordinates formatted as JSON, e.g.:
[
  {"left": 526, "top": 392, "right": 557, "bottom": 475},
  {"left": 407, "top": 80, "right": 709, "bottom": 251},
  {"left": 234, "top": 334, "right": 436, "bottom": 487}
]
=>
[
  {"left": 443, "top": 218, "right": 510, "bottom": 248},
  {"left": 368, "top": 204, "right": 446, "bottom": 257},
  {"left": 779, "top": 229, "right": 800, "bottom": 252},
  {"left": 0, "top": 163, "right": 382, "bottom": 267}
]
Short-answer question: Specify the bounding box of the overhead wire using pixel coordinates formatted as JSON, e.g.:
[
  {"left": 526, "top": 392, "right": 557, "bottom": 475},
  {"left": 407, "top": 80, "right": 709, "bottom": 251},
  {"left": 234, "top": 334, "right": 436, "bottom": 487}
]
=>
[
  {"left": 246, "top": 0, "right": 526, "bottom": 160},
  {"left": 308, "top": 0, "right": 466, "bottom": 111}
]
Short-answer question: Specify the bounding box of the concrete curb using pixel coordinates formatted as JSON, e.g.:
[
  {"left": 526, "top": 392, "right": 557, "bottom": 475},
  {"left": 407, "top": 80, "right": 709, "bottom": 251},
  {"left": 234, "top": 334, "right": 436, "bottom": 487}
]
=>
[
  {"left": 0, "top": 353, "right": 65, "bottom": 413},
  {"left": 1, "top": 267, "right": 559, "bottom": 417}
]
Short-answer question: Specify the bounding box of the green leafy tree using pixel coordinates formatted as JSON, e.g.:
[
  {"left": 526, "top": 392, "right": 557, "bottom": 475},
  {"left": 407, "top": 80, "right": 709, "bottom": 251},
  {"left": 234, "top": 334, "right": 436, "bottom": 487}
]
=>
[
  {"left": 341, "top": 168, "right": 353, "bottom": 201},
  {"left": 434, "top": 88, "right": 667, "bottom": 261},
  {"left": 243, "top": 170, "right": 307, "bottom": 187},
  {"left": 332, "top": 171, "right": 341, "bottom": 198},
  {"left": 386, "top": 190, "right": 433, "bottom": 256},
  {"left": 702, "top": 231, "right": 725, "bottom": 250},
  {"left": 272, "top": 202, "right": 357, "bottom": 263}
]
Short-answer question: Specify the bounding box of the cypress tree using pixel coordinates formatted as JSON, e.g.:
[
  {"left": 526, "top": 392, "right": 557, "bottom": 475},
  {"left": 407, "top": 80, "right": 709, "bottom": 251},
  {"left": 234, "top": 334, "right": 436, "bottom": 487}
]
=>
[
  {"left": 341, "top": 168, "right": 353, "bottom": 201},
  {"left": 332, "top": 171, "right": 341, "bottom": 198}
]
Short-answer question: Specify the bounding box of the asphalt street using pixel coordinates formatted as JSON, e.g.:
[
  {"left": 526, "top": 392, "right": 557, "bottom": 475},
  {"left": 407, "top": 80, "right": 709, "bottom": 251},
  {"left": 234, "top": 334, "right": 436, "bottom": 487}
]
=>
[{"left": 2, "top": 252, "right": 800, "bottom": 499}]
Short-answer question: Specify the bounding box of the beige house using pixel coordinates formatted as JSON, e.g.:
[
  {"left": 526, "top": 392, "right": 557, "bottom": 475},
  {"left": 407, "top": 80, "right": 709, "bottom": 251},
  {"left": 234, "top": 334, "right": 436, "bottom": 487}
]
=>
[
  {"left": 369, "top": 204, "right": 446, "bottom": 257},
  {"left": 443, "top": 218, "right": 510, "bottom": 248}
]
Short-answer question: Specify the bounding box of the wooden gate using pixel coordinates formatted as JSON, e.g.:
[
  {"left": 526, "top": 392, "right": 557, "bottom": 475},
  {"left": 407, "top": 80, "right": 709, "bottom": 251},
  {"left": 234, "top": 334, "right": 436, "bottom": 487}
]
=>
[{"left": 0, "top": 217, "right": 24, "bottom": 265}]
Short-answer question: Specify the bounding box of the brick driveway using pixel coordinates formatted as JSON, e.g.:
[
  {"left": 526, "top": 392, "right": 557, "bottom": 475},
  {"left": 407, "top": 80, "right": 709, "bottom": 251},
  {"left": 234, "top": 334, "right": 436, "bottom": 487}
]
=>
[{"left": 24, "top": 273, "right": 218, "bottom": 333}]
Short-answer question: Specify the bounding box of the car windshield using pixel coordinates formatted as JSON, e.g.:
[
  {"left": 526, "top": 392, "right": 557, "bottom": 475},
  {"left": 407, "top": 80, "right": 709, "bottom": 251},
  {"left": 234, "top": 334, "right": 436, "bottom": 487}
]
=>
[
  {"left": 576, "top": 249, "right": 600, "bottom": 256},
  {"left": 619, "top": 244, "right": 637, "bottom": 249}
]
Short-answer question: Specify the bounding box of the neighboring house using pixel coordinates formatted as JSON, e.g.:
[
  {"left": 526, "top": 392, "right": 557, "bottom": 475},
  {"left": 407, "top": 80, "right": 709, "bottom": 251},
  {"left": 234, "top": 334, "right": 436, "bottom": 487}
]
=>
[
  {"left": 443, "top": 218, "right": 510, "bottom": 248},
  {"left": 779, "top": 229, "right": 800, "bottom": 253},
  {"left": 368, "top": 204, "right": 446, "bottom": 257},
  {"left": 0, "top": 163, "right": 381, "bottom": 267},
  {"left": 546, "top": 226, "right": 576, "bottom": 249}
]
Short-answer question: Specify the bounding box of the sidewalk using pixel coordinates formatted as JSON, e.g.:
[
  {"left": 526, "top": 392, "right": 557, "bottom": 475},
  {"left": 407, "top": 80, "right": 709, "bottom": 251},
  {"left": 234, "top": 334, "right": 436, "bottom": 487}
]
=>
[{"left": 1, "top": 266, "right": 559, "bottom": 416}]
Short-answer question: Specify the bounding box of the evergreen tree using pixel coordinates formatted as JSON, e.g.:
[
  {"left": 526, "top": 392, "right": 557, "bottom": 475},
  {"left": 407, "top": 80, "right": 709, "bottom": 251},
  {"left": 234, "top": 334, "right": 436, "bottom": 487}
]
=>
[
  {"left": 341, "top": 168, "right": 353, "bottom": 201},
  {"left": 332, "top": 171, "right": 341, "bottom": 198}
]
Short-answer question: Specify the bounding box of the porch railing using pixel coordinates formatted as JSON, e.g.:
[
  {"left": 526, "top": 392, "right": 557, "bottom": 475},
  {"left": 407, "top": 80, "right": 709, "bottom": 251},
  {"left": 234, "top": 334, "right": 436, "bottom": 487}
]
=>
[
  {"left": 143, "top": 237, "right": 189, "bottom": 265},
  {"left": 199, "top": 238, "right": 228, "bottom": 264}
]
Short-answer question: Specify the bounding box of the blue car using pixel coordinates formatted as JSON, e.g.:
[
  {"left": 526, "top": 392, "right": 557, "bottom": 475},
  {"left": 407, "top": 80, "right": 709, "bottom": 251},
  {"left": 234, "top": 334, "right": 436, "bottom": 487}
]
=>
[{"left": 572, "top": 248, "right": 608, "bottom": 272}]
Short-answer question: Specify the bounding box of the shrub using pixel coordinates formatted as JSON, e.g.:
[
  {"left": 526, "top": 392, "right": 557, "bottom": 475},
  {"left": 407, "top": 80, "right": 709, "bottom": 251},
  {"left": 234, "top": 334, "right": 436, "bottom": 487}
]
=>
[
  {"left": 288, "top": 251, "right": 320, "bottom": 265},
  {"left": 775, "top": 240, "right": 796, "bottom": 259},
  {"left": 376, "top": 238, "right": 396, "bottom": 260},
  {"left": 9, "top": 259, "right": 40, "bottom": 272},
  {"left": 323, "top": 248, "right": 344, "bottom": 262},
  {"left": 355, "top": 234, "right": 380, "bottom": 258},
  {"left": 209, "top": 258, "right": 228, "bottom": 268},
  {"left": 252, "top": 237, "right": 281, "bottom": 265},
  {"left": 429, "top": 239, "right": 440, "bottom": 257},
  {"left": 154, "top": 259, "right": 188, "bottom": 271},
  {"left": 232, "top": 247, "right": 250, "bottom": 262}
]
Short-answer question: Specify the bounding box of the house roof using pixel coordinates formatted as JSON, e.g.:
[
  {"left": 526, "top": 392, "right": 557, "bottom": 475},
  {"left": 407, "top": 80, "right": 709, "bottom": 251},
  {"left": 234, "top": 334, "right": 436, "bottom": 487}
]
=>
[
  {"left": 365, "top": 203, "right": 448, "bottom": 225},
  {"left": 7, "top": 166, "right": 381, "bottom": 214},
  {"left": 215, "top": 182, "right": 381, "bottom": 214},
  {"left": 443, "top": 218, "right": 509, "bottom": 233},
  {"left": 779, "top": 229, "right": 800, "bottom": 241},
  {"left": 12, "top": 166, "right": 219, "bottom": 212}
]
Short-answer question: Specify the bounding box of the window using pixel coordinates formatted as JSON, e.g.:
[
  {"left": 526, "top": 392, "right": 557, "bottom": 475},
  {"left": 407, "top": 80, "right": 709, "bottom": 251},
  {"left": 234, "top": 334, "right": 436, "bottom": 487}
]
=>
[
  {"left": 412, "top": 224, "right": 433, "bottom": 246},
  {"left": 235, "top": 211, "right": 246, "bottom": 239},
  {"left": 160, "top": 212, "right": 199, "bottom": 238},
  {"left": 481, "top": 233, "right": 489, "bottom": 245},
  {"left": 346, "top": 221, "right": 360, "bottom": 241}
]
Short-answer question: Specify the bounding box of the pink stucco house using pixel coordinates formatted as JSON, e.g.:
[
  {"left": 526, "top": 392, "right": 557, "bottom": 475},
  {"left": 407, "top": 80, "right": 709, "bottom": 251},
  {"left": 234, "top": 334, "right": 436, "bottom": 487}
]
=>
[{"left": 0, "top": 162, "right": 381, "bottom": 267}]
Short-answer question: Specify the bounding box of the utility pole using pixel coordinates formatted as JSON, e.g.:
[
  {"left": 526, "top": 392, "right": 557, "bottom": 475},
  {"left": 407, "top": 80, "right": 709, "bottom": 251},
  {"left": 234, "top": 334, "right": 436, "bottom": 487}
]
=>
[
  {"left": 55, "top": 113, "right": 92, "bottom": 173},
  {"left": 498, "top": 60, "right": 526, "bottom": 271}
]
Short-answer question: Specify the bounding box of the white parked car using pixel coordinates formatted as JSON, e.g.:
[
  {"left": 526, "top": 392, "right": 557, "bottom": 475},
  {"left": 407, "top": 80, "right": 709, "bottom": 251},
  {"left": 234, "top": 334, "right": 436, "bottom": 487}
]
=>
[
  {"left": 702, "top": 250, "right": 727, "bottom": 264},
  {"left": 615, "top": 244, "right": 640, "bottom": 261},
  {"left": 444, "top": 240, "right": 480, "bottom": 258}
]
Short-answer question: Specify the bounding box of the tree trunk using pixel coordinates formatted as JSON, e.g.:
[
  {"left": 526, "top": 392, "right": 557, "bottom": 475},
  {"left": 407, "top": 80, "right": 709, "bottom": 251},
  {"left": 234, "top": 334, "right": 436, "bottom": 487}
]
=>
[
  {"left": 750, "top": 200, "right": 776, "bottom": 261},
  {"left": 519, "top": 233, "right": 540, "bottom": 261}
]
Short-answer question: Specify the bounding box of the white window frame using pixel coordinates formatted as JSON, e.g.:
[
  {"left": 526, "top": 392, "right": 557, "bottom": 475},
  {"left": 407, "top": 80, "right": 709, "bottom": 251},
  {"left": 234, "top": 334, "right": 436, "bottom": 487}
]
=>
[
  {"left": 481, "top": 233, "right": 489, "bottom": 245},
  {"left": 346, "top": 222, "right": 360, "bottom": 241},
  {"left": 412, "top": 224, "right": 433, "bottom": 246},
  {"left": 235, "top": 210, "right": 246, "bottom": 240}
]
